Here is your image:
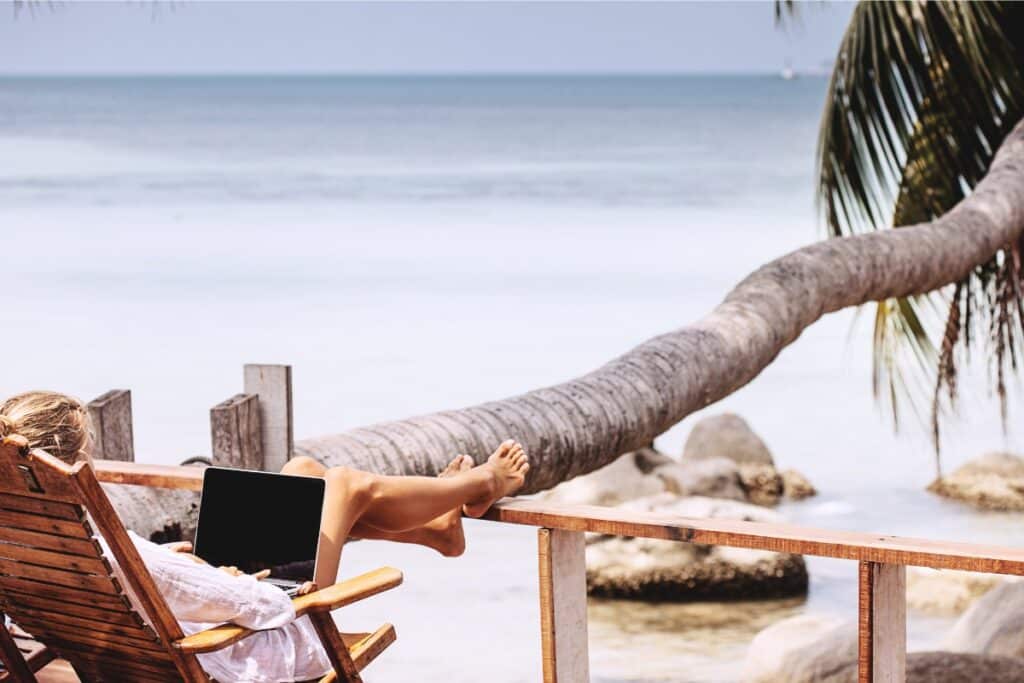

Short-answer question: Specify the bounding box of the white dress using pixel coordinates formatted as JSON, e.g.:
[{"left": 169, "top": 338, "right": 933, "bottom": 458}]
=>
[{"left": 113, "top": 532, "right": 333, "bottom": 683}]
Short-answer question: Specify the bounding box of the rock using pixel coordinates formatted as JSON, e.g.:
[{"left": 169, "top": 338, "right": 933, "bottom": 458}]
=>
[
  {"left": 744, "top": 614, "right": 1024, "bottom": 683},
  {"left": 944, "top": 581, "right": 1024, "bottom": 657},
  {"left": 741, "top": 615, "right": 856, "bottom": 683},
  {"left": 683, "top": 413, "right": 775, "bottom": 467},
  {"left": 539, "top": 448, "right": 746, "bottom": 506},
  {"left": 907, "top": 568, "right": 1011, "bottom": 615},
  {"left": 782, "top": 468, "right": 817, "bottom": 500},
  {"left": 104, "top": 483, "right": 201, "bottom": 543},
  {"left": 585, "top": 495, "right": 808, "bottom": 601},
  {"left": 928, "top": 452, "right": 1024, "bottom": 511},
  {"left": 738, "top": 463, "right": 784, "bottom": 506}
]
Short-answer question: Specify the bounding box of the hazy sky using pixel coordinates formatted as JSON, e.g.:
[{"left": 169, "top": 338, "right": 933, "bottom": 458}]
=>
[{"left": 1, "top": 1, "right": 854, "bottom": 76}]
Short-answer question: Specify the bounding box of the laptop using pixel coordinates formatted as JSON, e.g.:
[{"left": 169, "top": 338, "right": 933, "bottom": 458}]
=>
[{"left": 193, "top": 467, "right": 325, "bottom": 597}]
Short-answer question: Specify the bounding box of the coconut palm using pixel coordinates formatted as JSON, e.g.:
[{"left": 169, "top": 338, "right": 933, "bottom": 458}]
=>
[{"left": 294, "top": 1, "right": 1024, "bottom": 490}]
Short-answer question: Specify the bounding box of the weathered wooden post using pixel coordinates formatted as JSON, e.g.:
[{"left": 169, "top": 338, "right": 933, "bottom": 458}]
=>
[
  {"left": 87, "top": 389, "right": 135, "bottom": 462},
  {"left": 210, "top": 394, "right": 263, "bottom": 470},
  {"left": 537, "top": 528, "right": 590, "bottom": 683},
  {"left": 210, "top": 364, "right": 293, "bottom": 471},
  {"left": 243, "top": 364, "right": 293, "bottom": 472},
  {"left": 858, "top": 561, "right": 906, "bottom": 683}
]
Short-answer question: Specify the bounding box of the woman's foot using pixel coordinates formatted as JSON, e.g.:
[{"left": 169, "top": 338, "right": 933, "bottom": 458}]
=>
[
  {"left": 428, "top": 454, "right": 472, "bottom": 557},
  {"left": 463, "top": 440, "right": 530, "bottom": 518}
]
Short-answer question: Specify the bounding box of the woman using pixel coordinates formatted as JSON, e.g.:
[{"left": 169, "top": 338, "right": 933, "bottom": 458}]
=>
[{"left": 0, "top": 391, "right": 529, "bottom": 682}]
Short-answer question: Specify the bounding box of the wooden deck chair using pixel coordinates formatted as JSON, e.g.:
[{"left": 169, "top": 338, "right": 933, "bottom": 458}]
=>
[
  {"left": 0, "top": 435, "right": 401, "bottom": 682},
  {"left": 0, "top": 620, "right": 55, "bottom": 681}
]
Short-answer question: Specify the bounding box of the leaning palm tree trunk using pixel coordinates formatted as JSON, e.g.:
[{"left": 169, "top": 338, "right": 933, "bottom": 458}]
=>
[{"left": 295, "top": 121, "right": 1024, "bottom": 494}]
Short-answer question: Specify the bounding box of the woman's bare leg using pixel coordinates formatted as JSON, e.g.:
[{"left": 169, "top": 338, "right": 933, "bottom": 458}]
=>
[{"left": 284, "top": 441, "right": 529, "bottom": 588}]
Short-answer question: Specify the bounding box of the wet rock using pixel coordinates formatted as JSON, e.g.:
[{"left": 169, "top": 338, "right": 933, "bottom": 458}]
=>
[
  {"left": 907, "top": 568, "right": 1011, "bottom": 615},
  {"left": 585, "top": 495, "right": 808, "bottom": 601},
  {"left": 928, "top": 452, "right": 1024, "bottom": 511},
  {"left": 683, "top": 413, "right": 775, "bottom": 467},
  {"left": 944, "top": 581, "right": 1024, "bottom": 657},
  {"left": 781, "top": 468, "right": 817, "bottom": 500},
  {"left": 741, "top": 615, "right": 856, "bottom": 683}
]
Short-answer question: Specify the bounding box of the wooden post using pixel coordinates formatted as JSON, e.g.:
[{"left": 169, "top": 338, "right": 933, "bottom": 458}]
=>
[
  {"left": 243, "top": 364, "right": 293, "bottom": 472},
  {"left": 538, "top": 528, "right": 589, "bottom": 683},
  {"left": 210, "top": 394, "right": 263, "bottom": 470},
  {"left": 858, "top": 561, "right": 906, "bottom": 683},
  {"left": 86, "top": 389, "right": 135, "bottom": 462}
]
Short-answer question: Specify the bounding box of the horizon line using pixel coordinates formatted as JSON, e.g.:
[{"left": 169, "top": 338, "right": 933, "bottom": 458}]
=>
[{"left": 0, "top": 69, "right": 831, "bottom": 79}]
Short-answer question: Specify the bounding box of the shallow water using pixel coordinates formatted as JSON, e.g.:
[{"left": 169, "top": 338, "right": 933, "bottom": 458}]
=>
[{"left": 3, "top": 75, "right": 1023, "bottom": 681}]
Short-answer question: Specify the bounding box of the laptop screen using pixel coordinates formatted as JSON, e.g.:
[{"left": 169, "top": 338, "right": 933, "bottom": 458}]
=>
[{"left": 193, "top": 467, "right": 325, "bottom": 581}]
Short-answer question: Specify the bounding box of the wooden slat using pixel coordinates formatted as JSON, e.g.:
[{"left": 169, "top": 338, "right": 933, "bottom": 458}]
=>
[
  {"left": 0, "top": 543, "right": 110, "bottom": 576},
  {"left": 0, "top": 509, "right": 91, "bottom": 539},
  {"left": 0, "top": 441, "right": 79, "bottom": 503},
  {"left": 858, "top": 562, "right": 906, "bottom": 683},
  {"left": 59, "top": 645, "right": 178, "bottom": 676},
  {"left": 86, "top": 390, "right": 135, "bottom": 463},
  {"left": 1, "top": 591, "right": 142, "bottom": 626},
  {"left": 0, "top": 494, "right": 83, "bottom": 522},
  {"left": 485, "top": 500, "right": 1024, "bottom": 575},
  {"left": 11, "top": 607, "right": 153, "bottom": 641},
  {"left": 0, "top": 576, "right": 128, "bottom": 610},
  {"left": 0, "top": 528, "right": 98, "bottom": 557},
  {"left": 68, "top": 657, "right": 179, "bottom": 683},
  {"left": 537, "top": 528, "right": 589, "bottom": 683},
  {"left": 244, "top": 363, "right": 294, "bottom": 472},
  {"left": 14, "top": 619, "right": 165, "bottom": 656},
  {"left": 0, "top": 557, "right": 120, "bottom": 593},
  {"left": 92, "top": 461, "right": 204, "bottom": 492}
]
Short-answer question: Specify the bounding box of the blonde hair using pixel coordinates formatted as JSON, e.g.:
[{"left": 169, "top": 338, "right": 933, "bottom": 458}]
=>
[{"left": 0, "top": 391, "right": 91, "bottom": 465}]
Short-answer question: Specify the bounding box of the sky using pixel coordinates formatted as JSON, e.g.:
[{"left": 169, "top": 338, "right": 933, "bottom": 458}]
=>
[{"left": 0, "top": 1, "right": 855, "bottom": 76}]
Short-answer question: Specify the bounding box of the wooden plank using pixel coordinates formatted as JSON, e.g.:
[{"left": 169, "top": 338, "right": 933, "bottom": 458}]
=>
[
  {"left": 0, "top": 440, "right": 79, "bottom": 503},
  {"left": 0, "top": 494, "right": 83, "bottom": 521},
  {"left": 0, "top": 509, "right": 92, "bottom": 539},
  {"left": 9, "top": 607, "right": 153, "bottom": 641},
  {"left": 0, "top": 528, "right": 99, "bottom": 557},
  {"left": 858, "top": 562, "right": 906, "bottom": 683},
  {"left": 0, "top": 557, "right": 120, "bottom": 593},
  {"left": 210, "top": 393, "right": 263, "bottom": 470},
  {"left": 349, "top": 624, "right": 397, "bottom": 671},
  {"left": 86, "top": 390, "right": 134, "bottom": 463},
  {"left": 485, "top": 500, "right": 1024, "bottom": 575},
  {"left": 92, "top": 461, "right": 204, "bottom": 491},
  {"left": 0, "top": 576, "right": 128, "bottom": 610},
  {"left": 13, "top": 619, "right": 165, "bottom": 656},
  {"left": 537, "top": 528, "right": 589, "bottom": 683},
  {"left": 0, "top": 543, "right": 110, "bottom": 576},
  {"left": 1, "top": 591, "right": 143, "bottom": 626},
  {"left": 244, "top": 363, "right": 294, "bottom": 472}
]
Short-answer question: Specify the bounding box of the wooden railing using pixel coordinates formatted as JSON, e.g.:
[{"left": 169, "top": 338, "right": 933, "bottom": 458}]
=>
[{"left": 82, "top": 365, "right": 1024, "bottom": 683}]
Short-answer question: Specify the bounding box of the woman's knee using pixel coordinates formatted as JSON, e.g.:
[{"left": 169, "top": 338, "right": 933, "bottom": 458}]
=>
[
  {"left": 281, "top": 455, "right": 326, "bottom": 477},
  {"left": 324, "top": 466, "right": 379, "bottom": 507}
]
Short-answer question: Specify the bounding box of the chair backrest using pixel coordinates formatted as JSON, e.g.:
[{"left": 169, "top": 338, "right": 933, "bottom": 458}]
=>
[{"left": 0, "top": 435, "right": 208, "bottom": 682}]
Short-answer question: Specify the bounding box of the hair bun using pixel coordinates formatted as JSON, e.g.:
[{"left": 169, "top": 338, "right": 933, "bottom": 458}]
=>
[{"left": 0, "top": 413, "right": 16, "bottom": 439}]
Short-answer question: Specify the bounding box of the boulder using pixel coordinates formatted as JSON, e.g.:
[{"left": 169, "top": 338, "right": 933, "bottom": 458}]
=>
[
  {"left": 538, "top": 448, "right": 746, "bottom": 506},
  {"left": 782, "top": 468, "right": 817, "bottom": 500},
  {"left": 741, "top": 615, "right": 856, "bottom": 683},
  {"left": 928, "top": 452, "right": 1024, "bottom": 511},
  {"left": 944, "top": 581, "right": 1024, "bottom": 657},
  {"left": 738, "top": 463, "right": 785, "bottom": 506},
  {"left": 743, "top": 614, "right": 1024, "bottom": 683},
  {"left": 585, "top": 495, "right": 808, "bottom": 601},
  {"left": 104, "top": 484, "right": 201, "bottom": 543},
  {"left": 683, "top": 413, "right": 775, "bottom": 467},
  {"left": 907, "top": 568, "right": 1011, "bottom": 615}
]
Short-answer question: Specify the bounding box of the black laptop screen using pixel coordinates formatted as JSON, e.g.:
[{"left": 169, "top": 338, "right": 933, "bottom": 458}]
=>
[{"left": 193, "top": 468, "right": 325, "bottom": 580}]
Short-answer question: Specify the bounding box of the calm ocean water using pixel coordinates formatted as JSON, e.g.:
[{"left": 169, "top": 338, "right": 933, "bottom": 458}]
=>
[{"left": 2, "top": 75, "right": 1022, "bottom": 681}]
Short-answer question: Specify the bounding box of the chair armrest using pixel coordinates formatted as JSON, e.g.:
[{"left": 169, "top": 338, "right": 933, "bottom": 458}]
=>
[
  {"left": 173, "top": 566, "right": 403, "bottom": 655},
  {"left": 293, "top": 566, "right": 403, "bottom": 617}
]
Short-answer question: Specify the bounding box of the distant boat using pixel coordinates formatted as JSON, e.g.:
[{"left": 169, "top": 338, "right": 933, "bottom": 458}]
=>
[{"left": 781, "top": 66, "right": 796, "bottom": 80}]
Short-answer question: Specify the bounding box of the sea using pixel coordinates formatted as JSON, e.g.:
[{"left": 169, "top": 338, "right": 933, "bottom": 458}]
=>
[{"left": 2, "top": 75, "right": 1022, "bottom": 681}]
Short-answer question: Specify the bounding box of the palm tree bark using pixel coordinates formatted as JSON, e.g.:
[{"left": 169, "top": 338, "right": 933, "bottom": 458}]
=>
[{"left": 296, "top": 119, "right": 1024, "bottom": 494}]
